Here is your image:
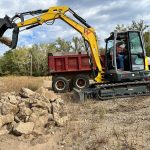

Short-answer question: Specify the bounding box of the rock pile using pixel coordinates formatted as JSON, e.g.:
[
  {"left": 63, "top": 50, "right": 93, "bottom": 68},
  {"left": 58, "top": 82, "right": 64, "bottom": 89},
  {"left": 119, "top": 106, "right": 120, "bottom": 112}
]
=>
[{"left": 0, "top": 87, "right": 68, "bottom": 136}]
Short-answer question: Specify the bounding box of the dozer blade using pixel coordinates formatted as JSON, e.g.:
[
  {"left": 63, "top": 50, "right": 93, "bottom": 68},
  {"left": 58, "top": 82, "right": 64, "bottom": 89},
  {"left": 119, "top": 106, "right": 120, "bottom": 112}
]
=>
[
  {"left": 73, "top": 88, "right": 98, "bottom": 102},
  {"left": 0, "top": 16, "right": 19, "bottom": 49}
]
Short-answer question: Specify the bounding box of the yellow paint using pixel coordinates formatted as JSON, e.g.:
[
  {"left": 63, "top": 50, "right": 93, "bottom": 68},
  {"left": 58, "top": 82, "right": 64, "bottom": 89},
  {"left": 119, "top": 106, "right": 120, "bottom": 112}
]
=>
[{"left": 145, "top": 56, "right": 149, "bottom": 71}]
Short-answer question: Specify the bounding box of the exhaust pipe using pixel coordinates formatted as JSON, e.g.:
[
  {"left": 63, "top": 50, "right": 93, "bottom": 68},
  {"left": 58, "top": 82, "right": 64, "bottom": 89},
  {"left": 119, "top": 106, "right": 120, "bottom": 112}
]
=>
[{"left": 0, "top": 15, "right": 19, "bottom": 49}]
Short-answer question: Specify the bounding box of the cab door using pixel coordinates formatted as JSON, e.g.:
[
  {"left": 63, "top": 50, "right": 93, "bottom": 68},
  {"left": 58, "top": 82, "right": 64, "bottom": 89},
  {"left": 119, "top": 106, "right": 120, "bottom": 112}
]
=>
[{"left": 129, "top": 31, "right": 145, "bottom": 71}]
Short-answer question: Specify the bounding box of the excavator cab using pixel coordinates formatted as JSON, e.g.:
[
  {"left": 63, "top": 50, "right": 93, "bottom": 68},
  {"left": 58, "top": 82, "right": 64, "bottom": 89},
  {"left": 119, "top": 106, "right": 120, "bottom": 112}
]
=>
[{"left": 105, "top": 30, "right": 150, "bottom": 82}]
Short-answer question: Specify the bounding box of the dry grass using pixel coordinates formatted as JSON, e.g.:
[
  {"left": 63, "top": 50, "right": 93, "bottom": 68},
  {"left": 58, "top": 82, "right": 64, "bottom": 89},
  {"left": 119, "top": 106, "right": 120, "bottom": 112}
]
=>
[{"left": 0, "top": 76, "right": 46, "bottom": 94}]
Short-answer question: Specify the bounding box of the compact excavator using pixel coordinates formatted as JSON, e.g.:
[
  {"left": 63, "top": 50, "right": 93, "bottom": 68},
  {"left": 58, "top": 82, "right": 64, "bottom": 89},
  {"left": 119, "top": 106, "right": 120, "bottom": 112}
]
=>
[{"left": 0, "top": 6, "right": 150, "bottom": 100}]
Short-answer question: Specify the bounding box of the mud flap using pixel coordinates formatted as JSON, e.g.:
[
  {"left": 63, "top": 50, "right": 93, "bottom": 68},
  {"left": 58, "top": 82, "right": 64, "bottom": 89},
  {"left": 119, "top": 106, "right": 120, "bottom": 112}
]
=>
[{"left": 0, "top": 16, "right": 19, "bottom": 49}]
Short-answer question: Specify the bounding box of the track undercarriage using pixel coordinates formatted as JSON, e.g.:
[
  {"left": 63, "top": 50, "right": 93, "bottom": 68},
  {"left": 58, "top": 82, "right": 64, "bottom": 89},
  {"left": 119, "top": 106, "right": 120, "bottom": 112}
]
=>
[{"left": 73, "top": 80, "right": 150, "bottom": 101}]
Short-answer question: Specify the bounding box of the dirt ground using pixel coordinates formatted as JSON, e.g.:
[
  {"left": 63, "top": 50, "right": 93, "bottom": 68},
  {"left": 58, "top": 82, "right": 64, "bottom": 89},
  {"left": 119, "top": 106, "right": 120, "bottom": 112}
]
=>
[{"left": 0, "top": 79, "right": 150, "bottom": 150}]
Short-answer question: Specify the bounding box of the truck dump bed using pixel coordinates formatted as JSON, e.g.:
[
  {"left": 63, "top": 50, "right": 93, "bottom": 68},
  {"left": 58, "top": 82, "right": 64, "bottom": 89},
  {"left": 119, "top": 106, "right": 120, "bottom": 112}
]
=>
[{"left": 48, "top": 52, "right": 100, "bottom": 74}]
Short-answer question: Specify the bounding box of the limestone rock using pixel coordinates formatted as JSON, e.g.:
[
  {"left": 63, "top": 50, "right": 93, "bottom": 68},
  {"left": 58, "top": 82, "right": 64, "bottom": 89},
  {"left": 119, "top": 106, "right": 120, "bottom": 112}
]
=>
[
  {"left": 17, "top": 106, "right": 32, "bottom": 122},
  {"left": 28, "top": 113, "right": 39, "bottom": 123},
  {"left": 13, "top": 122, "right": 34, "bottom": 136},
  {"left": 45, "top": 90, "right": 60, "bottom": 102},
  {"left": 32, "top": 101, "right": 48, "bottom": 109},
  {"left": 34, "top": 115, "right": 49, "bottom": 128},
  {"left": 52, "top": 102, "right": 61, "bottom": 114},
  {"left": 36, "top": 87, "right": 46, "bottom": 95},
  {"left": 8, "top": 95, "right": 18, "bottom": 104},
  {"left": 20, "top": 88, "right": 35, "bottom": 98},
  {"left": 0, "top": 126, "right": 9, "bottom": 135},
  {"left": 1, "top": 97, "right": 8, "bottom": 102},
  {"left": 1, "top": 102, "right": 19, "bottom": 115},
  {"left": 31, "top": 107, "right": 49, "bottom": 117},
  {"left": 20, "top": 107, "right": 32, "bottom": 116},
  {"left": 0, "top": 114, "right": 14, "bottom": 128}
]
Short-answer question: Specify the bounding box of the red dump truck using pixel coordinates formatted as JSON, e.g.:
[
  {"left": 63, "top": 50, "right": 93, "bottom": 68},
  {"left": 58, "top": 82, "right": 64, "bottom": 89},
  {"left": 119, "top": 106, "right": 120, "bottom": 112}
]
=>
[{"left": 48, "top": 52, "right": 105, "bottom": 93}]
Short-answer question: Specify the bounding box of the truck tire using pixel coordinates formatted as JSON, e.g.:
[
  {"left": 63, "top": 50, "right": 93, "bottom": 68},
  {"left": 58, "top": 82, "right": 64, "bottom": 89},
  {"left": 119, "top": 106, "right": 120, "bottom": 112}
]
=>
[
  {"left": 73, "top": 74, "right": 89, "bottom": 90},
  {"left": 52, "top": 76, "right": 69, "bottom": 93}
]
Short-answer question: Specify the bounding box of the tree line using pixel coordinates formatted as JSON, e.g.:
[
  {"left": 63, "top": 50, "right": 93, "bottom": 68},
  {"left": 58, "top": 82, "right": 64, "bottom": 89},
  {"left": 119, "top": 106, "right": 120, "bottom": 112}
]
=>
[
  {"left": 0, "top": 37, "right": 85, "bottom": 76},
  {"left": 0, "top": 20, "right": 149, "bottom": 76}
]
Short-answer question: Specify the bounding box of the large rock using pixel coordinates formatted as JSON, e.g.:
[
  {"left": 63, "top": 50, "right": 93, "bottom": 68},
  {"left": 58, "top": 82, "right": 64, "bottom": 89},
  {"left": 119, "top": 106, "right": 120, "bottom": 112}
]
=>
[
  {"left": 36, "top": 87, "right": 47, "bottom": 95},
  {"left": 20, "top": 88, "right": 35, "bottom": 98},
  {"left": 0, "top": 114, "right": 14, "bottom": 128},
  {"left": 48, "top": 91, "right": 61, "bottom": 102},
  {"left": 19, "top": 102, "right": 32, "bottom": 116},
  {"left": 16, "top": 106, "right": 32, "bottom": 122},
  {"left": 1, "top": 92, "right": 16, "bottom": 103},
  {"left": 0, "top": 125, "right": 9, "bottom": 135},
  {"left": 36, "top": 88, "right": 60, "bottom": 102},
  {"left": 31, "top": 107, "right": 49, "bottom": 117},
  {"left": 21, "top": 107, "right": 32, "bottom": 116},
  {"left": 8, "top": 95, "right": 18, "bottom": 105},
  {"left": 1, "top": 102, "right": 19, "bottom": 115},
  {"left": 52, "top": 102, "right": 61, "bottom": 114},
  {"left": 0, "top": 97, "right": 8, "bottom": 103},
  {"left": 21, "top": 98, "right": 37, "bottom": 105},
  {"left": 28, "top": 113, "right": 39, "bottom": 123},
  {"left": 13, "top": 122, "right": 34, "bottom": 136},
  {"left": 34, "top": 115, "right": 49, "bottom": 128},
  {"left": 31, "top": 101, "right": 49, "bottom": 110}
]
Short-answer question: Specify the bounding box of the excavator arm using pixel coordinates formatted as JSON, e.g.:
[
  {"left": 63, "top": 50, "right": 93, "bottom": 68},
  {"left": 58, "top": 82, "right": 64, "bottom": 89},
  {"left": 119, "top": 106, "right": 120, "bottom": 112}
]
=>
[{"left": 0, "top": 6, "right": 103, "bottom": 82}]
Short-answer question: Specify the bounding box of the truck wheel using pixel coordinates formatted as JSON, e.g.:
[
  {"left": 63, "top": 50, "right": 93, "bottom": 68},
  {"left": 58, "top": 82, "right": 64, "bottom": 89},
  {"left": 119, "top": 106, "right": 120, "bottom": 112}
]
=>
[
  {"left": 73, "top": 74, "right": 89, "bottom": 90},
  {"left": 52, "top": 76, "right": 69, "bottom": 93}
]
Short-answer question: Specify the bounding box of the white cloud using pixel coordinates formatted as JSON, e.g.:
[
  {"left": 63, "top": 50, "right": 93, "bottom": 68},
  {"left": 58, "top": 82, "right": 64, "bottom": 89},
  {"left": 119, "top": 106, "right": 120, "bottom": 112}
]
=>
[
  {"left": 0, "top": 0, "right": 58, "bottom": 17},
  {"left": 20, "top": 30, "right": 33, "bottom": 36}
]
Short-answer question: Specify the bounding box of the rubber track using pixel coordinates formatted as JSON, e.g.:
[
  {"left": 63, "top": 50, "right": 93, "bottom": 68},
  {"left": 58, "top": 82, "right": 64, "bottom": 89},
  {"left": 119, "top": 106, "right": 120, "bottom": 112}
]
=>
[{"left": 88, "top": 80, "right": 150, "bottom": 100}]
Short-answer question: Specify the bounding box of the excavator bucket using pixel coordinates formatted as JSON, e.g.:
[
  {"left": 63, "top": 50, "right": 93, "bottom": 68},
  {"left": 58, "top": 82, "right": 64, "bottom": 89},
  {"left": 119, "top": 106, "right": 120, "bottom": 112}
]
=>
[{"left": 0, "top": 16, "right": 19, "bottom": 49}]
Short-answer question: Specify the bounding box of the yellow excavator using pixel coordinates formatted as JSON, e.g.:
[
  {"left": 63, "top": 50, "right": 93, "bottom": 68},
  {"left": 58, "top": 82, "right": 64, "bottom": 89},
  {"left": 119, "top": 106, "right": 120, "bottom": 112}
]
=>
[{"left": 0, "top": 6, "right": 150, "bottom": 100}]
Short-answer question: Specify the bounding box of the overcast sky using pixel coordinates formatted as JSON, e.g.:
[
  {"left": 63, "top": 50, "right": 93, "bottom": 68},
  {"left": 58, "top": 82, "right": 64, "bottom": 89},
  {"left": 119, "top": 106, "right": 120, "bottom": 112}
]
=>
[{"left": 0, "top": 0, "right": 150, "bottom": 54}]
